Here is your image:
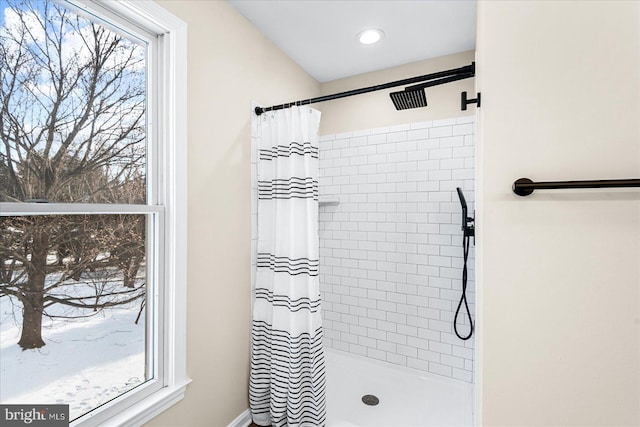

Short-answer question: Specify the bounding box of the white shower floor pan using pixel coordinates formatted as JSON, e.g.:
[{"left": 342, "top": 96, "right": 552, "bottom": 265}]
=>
[{"left": 325, "top": 348, "right": 473, "bottom": 427}]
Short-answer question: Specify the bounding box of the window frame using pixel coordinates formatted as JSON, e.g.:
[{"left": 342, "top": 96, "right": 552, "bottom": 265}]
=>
[{"left": 0, "top": 0, "right": 189, "bottom": 425}]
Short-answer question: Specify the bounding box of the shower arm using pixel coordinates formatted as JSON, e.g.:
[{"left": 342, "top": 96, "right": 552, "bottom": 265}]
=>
[{"left": 254, "top": 63, "right": 476, "bottom": 116}]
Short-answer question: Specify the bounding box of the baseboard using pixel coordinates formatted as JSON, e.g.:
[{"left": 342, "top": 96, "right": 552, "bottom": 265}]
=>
[{"left": 228, "top": 409, "right": 252, "bottom": 427}]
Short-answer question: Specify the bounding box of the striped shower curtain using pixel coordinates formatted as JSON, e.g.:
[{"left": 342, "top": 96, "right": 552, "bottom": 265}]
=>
[{"left": 250, "top": 106, "right": 326, "bottom": 426}]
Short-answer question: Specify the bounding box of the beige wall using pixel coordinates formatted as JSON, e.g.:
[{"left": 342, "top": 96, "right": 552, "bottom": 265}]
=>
[
  {"left": 319, "top": 50, "right": 476, "bottom": 135},
  {"left": 146, "top": 1, "right": 319, "bottom": 426},
  {"left": 476, "top": 1, "right": 640, "bottom": 425}
]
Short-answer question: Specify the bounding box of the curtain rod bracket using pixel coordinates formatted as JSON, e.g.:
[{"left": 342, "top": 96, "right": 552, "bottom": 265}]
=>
[{"left": 461, "top": 91, "right": 481, "bottom": 111}]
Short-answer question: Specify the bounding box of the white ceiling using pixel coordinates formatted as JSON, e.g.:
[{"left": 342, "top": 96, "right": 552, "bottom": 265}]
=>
[{"left": 228, "top": 0, "right": 477, "bottom": 83}]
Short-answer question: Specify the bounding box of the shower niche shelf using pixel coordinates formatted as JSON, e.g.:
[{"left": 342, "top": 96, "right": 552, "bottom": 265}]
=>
[{"left": 319, "top": 197, "right": 340, "bottom": 207}]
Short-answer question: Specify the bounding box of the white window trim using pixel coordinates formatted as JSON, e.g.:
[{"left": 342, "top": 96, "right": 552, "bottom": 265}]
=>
[
  {"left": 0, "top": 0, "right": 189, "bottom": 424},
  {"left": 95, "top": 2, "right": 190, "bottom": 426}
]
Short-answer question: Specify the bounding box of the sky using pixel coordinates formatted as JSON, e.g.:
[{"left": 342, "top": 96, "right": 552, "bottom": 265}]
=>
[
  {"left": 0, "top": 0, "right": 46, "bottom": 26},
  {"left": 0, "top": 1, "right": 6, "bottom": 26}
]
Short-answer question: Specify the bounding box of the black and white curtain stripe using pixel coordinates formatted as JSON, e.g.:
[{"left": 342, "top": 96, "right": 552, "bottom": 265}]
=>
[
  {"left": 257, "top": 177, "right": 319, "bottom": 201},
  {"left": 259, "top": 141, "right": 319, "bottom": 160},
  {"left": 250, "top": 106, "right": 326, "bottom": 427}
]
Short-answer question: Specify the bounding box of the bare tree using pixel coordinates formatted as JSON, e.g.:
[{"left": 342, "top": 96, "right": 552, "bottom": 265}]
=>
[
  {"left": 1, "top": 215, "right": 146, "bottom": 348},
  {"left": 0, "top": 0, "right": 147, "bottom": 349}
]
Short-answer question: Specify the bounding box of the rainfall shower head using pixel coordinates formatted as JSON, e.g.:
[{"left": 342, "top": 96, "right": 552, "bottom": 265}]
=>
[{"left": 389, "top": 88, "right": 428, "bottom": 110}]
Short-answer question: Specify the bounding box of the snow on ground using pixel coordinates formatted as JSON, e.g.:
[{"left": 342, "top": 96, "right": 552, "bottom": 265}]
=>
[{"left": 0, "top": 287, "right": 146, "bottom": 421}]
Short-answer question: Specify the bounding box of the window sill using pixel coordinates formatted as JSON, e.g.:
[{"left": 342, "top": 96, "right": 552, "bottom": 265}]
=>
[{"left": 102, "top": 379, "right": 192, "bottom": 427}]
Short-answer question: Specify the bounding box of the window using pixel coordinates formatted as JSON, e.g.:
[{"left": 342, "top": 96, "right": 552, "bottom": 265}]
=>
[{"left": 0, "top": 0, "right": 187, "bottom": 425}]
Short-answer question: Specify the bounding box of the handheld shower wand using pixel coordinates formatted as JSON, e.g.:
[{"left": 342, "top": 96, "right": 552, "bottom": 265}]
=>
[
  {"left": 454, "top": 188, "right": 474, "bottom": 341},
  {"left": 456, "top": 187, "right": 474, "bottom": 240}
]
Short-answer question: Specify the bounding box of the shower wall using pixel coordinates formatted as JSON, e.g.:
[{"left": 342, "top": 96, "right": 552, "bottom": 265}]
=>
[{"left": 318, "top": 116, "right": 475, "bottom": 382}]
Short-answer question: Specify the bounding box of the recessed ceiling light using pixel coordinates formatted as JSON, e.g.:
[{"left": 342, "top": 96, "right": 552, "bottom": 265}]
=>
[{"left": 357, "top": 28, "right": 384, "bottom": 45}]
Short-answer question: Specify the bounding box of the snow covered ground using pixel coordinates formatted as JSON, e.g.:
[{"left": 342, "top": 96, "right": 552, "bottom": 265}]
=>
[{"left": 0, "top": 291, "right": 146, "bottom": 421}]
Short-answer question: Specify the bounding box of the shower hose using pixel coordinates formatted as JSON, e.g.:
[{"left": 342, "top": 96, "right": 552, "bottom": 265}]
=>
[{"left": 454, "top": 231, "right": 474, "bottom": 340}]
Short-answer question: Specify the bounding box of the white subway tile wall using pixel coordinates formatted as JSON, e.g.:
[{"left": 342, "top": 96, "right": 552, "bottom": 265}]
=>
[{"left": 319, "top": 117, "right": 476, "bottom": 383}]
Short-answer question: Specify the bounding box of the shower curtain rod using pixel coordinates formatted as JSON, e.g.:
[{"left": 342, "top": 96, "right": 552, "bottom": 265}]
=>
[{"left": 254, "top": 63, "right": 475, "bottom": 116}]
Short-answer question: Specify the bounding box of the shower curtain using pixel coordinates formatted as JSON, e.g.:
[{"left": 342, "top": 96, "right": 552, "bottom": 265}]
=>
[{"left": 250, "top": 106, "right": 326, "bottom": 427}]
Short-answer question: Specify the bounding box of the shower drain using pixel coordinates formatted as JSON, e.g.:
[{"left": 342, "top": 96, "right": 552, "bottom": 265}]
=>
[{"left": 361, "top": 394, "right": 379, "bottom": 406}]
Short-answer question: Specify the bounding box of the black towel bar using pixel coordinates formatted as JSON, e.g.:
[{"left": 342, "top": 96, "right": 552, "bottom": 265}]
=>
[{"left": 512, "top": 177, "right": 640, "bottom": 196}]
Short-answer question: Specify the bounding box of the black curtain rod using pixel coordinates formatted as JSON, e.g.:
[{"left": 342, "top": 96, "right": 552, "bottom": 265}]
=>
[
  {"left": 254, "top": 63, "right": 475, "bottom": 116},
  {"left": 513, "top": 177, "right": 640, "bottom": 196},
  {"left": 407, "top": 72, "right": 475, "bottom": 91}
]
